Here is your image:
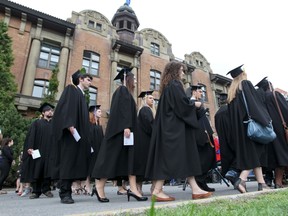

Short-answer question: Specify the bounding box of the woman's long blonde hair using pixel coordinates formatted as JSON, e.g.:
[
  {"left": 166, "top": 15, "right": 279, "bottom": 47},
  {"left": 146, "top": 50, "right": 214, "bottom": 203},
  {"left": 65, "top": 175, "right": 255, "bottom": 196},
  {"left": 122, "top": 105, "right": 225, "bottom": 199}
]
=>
[
  {"left": 138, "top": 95, "right": 156, "bottom": 118},
  {"left": 227, "top": 72, "right": 247, "bottom": 103}
]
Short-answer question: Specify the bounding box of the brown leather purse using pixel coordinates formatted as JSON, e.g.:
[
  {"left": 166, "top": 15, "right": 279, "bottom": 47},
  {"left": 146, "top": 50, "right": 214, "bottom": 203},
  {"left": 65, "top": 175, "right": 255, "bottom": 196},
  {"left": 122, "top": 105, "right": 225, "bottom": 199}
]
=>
[{"left": 273, "top": 91, "right": 288, "bottom": 143}]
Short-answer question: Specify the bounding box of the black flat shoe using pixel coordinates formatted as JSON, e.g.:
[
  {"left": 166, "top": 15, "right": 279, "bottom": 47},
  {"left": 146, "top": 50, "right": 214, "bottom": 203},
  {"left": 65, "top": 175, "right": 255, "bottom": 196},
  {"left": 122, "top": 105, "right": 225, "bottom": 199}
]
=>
[
  {"left": 61, "top": 196, "right": 74, "bottom": 204},
  {"left": 234, "top": 178, "right": 247, "bottom": 193},
  {"left": 127, "top": 189, "right": 148, "bottom": 202},
  {"left": 91, "top": 186, "right": 109, "bottom": 203}
]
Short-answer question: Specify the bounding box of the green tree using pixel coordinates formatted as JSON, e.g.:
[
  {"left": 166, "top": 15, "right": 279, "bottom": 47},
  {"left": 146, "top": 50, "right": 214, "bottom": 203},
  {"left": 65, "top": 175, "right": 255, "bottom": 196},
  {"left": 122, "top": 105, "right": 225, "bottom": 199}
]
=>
[
  {"left": 42, "top": 64, "right": 59, "bottom": 106},
  {"left": 0, "top": 21, "right": 31, "bottom": 186},
  {"left": 0, "top": 21, "right": 17, "bottom": 111}
]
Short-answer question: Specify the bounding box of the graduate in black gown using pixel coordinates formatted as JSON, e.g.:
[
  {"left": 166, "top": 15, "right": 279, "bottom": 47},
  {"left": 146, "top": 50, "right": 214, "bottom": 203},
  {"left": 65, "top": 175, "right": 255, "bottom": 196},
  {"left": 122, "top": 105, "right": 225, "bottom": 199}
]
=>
[
  {"left": 226, "top": 65, "right": 271, "bottom": 193},
  {"left": 91, "top": 68, "right": 148, "bottom": 202},
  {"left": 255, "top": 77, "right": 288, "bottom": 188},
  {"left": 83, "top": 105, "right": 104, "bottom": 195},
  {"left": 0, "top": 138, "right": 14, "bottom": 194},
  {"left": 50, "top": 70, "right": 92, "bottom": 204},
  {"left": 22, "top": 103, "right": 54, "bottom": 199},
  {"left": 214, "top": 93, "right": 240, "bottom": 185},
  {"left": 135, "top": 90, "right": 156, "bottom": 194},
  {"left": 145, "top": 61, "right": 213, "bottom": 201},
  {"left": 190, "top": 85, "right": 216, "bottom": 192}
]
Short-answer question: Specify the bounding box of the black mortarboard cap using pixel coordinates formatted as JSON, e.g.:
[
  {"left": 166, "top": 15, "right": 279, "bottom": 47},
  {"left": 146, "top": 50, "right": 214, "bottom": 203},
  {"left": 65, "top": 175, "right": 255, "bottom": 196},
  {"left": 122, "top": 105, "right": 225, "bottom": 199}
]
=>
[
  {"left": 191, "top": 85, "right": 202, "bottom": 91},
  {"left": 39, "top": 102, "right": 54, "bottom": 113},
  {"left": 138, "top": 90, "right": 154, "bottom": 98},
  {"left": 72, "top": 70, "right": 81, "bottom": 85},
  {"left": 226, "top": 64, "right": 244, "bottom": 78},
  {"left": 114, "top": 68, "right": 133, "bottom": 81},
  {"left": 219, "top": 93, "right": 228, "bottom": 101},
  {"left": 255, "top": 76, "right": 269, "bottom": 89},
  {"left": 89, "top": 105, "right": 101, "bottom": 112}
]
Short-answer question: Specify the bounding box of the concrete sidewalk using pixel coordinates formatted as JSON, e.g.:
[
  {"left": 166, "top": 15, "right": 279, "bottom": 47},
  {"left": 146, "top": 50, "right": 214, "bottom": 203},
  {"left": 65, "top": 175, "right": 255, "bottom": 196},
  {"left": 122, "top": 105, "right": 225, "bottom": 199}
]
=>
[{"left": 0, "top": 181, "right": 284, "bottom": 216}]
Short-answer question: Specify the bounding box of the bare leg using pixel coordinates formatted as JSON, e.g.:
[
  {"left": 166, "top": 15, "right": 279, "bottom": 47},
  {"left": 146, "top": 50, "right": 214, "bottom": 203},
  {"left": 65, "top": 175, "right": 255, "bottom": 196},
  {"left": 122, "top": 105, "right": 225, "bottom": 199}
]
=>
[
  {"left": 128, "top": 175, "right": 143, "bottom": 197},
  {"left": 151, "top": 180, "right": 171, "bottom": 198},
  {"left": 275, "top": 167, "right": 285, "bottom": 187},
  {"left": 95, "top": 178, "right": 107, "bottom": 198},
  {"left": 82, "top": 176, "right": 91, "bottom": 194},
  {"left": 253, "top": 167, "right": 265, "bottom": 183},
  {"left": 187, "top": 176, "right": 210, "bottom": 194}
]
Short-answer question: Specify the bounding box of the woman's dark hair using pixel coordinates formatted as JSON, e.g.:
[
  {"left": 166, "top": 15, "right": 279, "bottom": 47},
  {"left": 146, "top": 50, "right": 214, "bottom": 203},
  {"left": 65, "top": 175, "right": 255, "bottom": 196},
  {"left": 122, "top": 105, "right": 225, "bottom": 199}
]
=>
[
  {"left": 1, "top": 137, "right": 12, "bottom": 147},
  {"left": 159, "top": 61, "right": 186, "bottom": 94}
]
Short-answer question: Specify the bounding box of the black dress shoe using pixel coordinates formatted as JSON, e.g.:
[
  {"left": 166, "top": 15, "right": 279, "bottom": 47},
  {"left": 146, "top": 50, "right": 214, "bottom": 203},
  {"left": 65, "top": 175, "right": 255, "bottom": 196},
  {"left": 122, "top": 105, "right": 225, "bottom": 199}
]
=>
[
  {"left": 61, "top": 196, "right": 74, "bottom": 204},
  {"left": 91, "top": 186, "right": 109, "bottom": 203},
  {"left": 127, "top": 189, "right": 148, "bottom": 202},
  {"left": 197, "top": 181, "right": 215, "bottom": 192}
]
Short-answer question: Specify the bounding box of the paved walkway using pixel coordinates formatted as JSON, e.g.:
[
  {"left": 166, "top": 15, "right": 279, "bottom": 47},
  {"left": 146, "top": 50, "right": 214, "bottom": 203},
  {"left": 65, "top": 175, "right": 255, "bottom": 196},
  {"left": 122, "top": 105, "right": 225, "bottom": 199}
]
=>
[{"left": 0, "top": 181, "right": 285, "bottom": 216}]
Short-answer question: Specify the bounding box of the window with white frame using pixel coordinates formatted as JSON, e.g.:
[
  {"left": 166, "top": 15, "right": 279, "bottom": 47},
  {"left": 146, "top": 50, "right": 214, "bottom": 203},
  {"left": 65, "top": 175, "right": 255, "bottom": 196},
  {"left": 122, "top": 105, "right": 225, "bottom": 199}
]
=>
[
  {"left": 38, "top": 43, "right": 60, "bottom": 69},
  {"left": 150, "top": 70, "right": 161, "bottom": 90},
  {"left": 32, "top": 80, "right": 49, "bottom": 98},
  {"left": 89, "top": 86, "right": 98, "bottom": 105},
  {"left": 82, "top": 51, "right": 100, "bottom": 76}
]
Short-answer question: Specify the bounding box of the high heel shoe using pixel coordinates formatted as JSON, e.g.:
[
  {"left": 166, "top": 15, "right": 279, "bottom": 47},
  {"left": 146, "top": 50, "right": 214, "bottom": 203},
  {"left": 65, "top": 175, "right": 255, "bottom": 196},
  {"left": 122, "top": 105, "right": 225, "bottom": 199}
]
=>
[
  {"left": 91, "top": 186, "right": 109, "bottom": 202},
  {"left": 234, "top": 178, "right": 247, "bottom": 193},
  {"left": 127, "top": 189, "right": 148, "bottom": 202},
  {"left": 258, "top": 183, "right": 271, "bottom": 191}
]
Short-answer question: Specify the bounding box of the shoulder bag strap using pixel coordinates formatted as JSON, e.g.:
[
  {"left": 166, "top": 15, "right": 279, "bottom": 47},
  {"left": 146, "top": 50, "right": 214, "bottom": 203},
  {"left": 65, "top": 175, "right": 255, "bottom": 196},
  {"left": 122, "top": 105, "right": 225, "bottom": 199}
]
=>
[
  {"left": 241, "top": 90, "right": 251, "bottom": 119},
  {"left": 273, "top": 91, "right": 287, "bottom": 129}
]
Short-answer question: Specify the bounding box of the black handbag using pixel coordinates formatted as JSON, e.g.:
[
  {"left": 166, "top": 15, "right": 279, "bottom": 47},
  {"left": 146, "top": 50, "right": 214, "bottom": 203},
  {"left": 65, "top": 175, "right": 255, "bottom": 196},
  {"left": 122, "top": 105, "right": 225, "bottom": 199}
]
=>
[{"left": 242, "top": 90, "right": 276, "bottom": 144}]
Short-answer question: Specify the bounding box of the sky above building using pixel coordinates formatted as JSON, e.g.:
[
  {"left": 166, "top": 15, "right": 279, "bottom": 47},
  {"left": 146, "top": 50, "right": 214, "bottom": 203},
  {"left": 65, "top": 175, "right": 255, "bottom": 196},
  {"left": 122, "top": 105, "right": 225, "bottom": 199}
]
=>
[{"left": 10, "top": 0, "right": 288, "bottom": 90}]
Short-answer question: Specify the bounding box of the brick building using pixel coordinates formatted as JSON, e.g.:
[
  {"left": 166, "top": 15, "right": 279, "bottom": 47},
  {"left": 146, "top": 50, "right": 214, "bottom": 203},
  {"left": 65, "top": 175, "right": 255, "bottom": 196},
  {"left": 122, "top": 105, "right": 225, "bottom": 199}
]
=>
[{"left": 0, "top": 0, "right": 231, "bottom": 129}]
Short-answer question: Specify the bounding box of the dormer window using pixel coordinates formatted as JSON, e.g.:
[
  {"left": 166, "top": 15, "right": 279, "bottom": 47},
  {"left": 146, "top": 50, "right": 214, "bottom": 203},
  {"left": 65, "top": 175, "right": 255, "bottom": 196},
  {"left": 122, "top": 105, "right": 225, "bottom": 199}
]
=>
[
  {"left": 96, "top": 23, "right": 102, "bottom": 31},
  {"left": 88, "top": 20, "right": 95, "bottom": 28},
  {"left": 151, "top": 43, "right": 160, "bottom": 56}
]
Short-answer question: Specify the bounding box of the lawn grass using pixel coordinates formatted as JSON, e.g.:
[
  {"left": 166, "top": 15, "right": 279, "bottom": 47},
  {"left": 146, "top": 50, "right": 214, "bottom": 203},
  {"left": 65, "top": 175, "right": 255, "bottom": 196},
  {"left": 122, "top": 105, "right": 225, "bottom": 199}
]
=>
[{"left": 137, "top": 190, "right": 288, "bottom": 216}]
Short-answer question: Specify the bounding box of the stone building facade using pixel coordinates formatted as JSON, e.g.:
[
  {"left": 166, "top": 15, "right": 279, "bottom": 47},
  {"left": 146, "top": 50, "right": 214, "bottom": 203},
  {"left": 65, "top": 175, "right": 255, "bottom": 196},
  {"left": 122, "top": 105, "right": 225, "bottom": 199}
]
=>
[{"left": 0, "top": 0, "right": 231, "bottom": 129}]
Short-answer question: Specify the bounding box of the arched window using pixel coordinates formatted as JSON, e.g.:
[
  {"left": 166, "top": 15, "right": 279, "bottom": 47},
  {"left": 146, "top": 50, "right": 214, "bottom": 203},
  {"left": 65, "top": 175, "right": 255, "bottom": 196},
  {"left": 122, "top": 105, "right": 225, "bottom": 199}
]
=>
[
  {"left": 32, "top": 79, "right": 49, "bottom": 98},
  {"left": 82, "top": 51, "right": 100, "bottom": 76}
]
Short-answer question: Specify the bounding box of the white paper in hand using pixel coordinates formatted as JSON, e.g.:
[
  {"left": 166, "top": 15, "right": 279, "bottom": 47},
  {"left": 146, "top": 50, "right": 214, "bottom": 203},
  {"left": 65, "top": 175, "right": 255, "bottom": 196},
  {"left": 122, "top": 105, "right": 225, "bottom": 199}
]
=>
[
  {"left": 123, "top": 132, "right": 134, "bottom": 146},
  {"left": 32, "top": 149, "right": 41, "bottom": 159},
  {"left": 73, "top": 128, "right": 81, "bottom": 142}
]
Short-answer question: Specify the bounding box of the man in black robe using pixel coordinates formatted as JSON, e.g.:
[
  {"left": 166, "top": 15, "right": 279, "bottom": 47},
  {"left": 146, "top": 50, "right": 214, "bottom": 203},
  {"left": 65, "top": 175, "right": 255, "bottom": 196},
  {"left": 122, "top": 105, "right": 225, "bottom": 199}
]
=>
[
  {"left": 51, "top": 70, "right": 92, "bottom": 204},
  {"left": 214, "top": 93, "right": 240, "bottom": 185},
  {"left": 190, "top": 85, "right": 216, "bottom": 192},
  {"left": 22, "top": 102, "right": 54, "bottom": 199}
]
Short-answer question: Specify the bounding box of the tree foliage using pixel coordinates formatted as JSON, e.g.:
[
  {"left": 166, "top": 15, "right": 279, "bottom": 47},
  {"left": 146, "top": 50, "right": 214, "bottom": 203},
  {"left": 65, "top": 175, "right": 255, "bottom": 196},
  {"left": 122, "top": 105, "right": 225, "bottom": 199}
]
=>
[
  {"left": 0, "top": 21, "right": 32, "bottom": 186},
  {"left": 0, "top": 21, "right": 17, "bottom": 111}
]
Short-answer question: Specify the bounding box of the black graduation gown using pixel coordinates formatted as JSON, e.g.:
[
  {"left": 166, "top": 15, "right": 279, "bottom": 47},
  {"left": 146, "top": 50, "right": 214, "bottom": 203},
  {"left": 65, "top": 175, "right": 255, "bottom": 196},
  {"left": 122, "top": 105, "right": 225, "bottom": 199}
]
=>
[
  {"left": 145, "top": 80, "right": 202, "bottom": 180},
  {"left": 228, "top": 80, "right": 270, "bottom": 170},
  {"left": 92, "top": 86, "right": 137, "bottom": 179},
  {"left": 191, "top": 99, "right": 216, "bottom": 175},
  {"left": 264, "top": 91, "right": 288, "bottom": 168},
  {"left": 50, "top": 85, "right": 90, "bottom": 180},
  {"left": 214, "top": 105, "right": 235, "bottom": 175},
  {"left": 88, "top": 123, "right": 104, "bottom": 176},
  {"left": 133, "top": 106, "right": 154, "bottom": 176},
  {"left": 21, "top": 118, "right": 53, "bottom": 182}
]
